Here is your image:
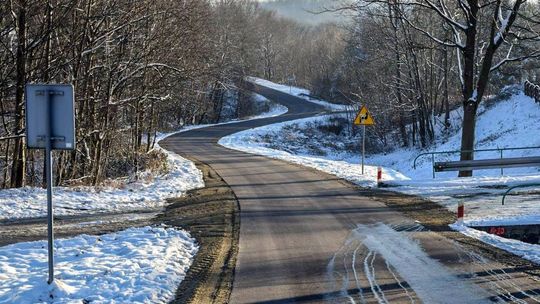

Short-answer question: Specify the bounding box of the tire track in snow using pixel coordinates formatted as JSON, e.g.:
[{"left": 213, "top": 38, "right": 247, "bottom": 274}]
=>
[
  {"left": 351, "top": 223, "right": 492, "bottom": 304},
  {"left": 457, "top": 247, "right": 540, "bottom": 303},
  {"left": 384, "top": 259, "right": 416, "bottom": 303},
  {"left": 328, "top": 228, "right": 419, "bottom": 303},
  {"left": 363, "top": 251, "right": 388, "bottom": 304},
  {"left": 352, "top": 245, "right": 366, "bottom": 304},
  {"left": 342, "top": 247, "right": 356, "bottom": 303},
  {"left": 326, "top": 242, "right": 357, "bottom": 303}
]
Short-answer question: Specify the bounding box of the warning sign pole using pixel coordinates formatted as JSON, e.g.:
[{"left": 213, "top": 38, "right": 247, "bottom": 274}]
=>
[
  {"left": 353, "top": 105, "right": 374, "bottom": 175},
  {"left": 362, "top": 125, "right": 366, "bottom": 174}
]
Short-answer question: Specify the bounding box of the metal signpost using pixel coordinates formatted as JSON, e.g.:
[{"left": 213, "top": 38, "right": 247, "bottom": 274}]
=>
[
  {"left": 353, "top": 105, "right": 375, "bottom": 174},
  {"left": 25, "top": 84, "right": 75, "bottom": 284},
  {"left": 288, "top": 75, "right": 296, "bottom": 94}
]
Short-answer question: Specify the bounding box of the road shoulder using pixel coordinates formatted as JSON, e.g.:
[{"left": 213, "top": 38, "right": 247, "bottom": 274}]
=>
[{"left": 161, "top": 159, "right": 240, "bottom": 304}]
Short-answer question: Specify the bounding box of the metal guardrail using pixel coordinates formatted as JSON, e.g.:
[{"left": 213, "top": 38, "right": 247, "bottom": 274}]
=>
[
  {"left": 434, "top": 156, "right": 540, "bottom": 172},
  {"left": 524, "top": 80, "right": 540, "bottom": 103},
  {"left": 502, "top": 183, "right": 540, "bottom": 205},
  {"left": 413, "top": 146, "right": 540, "bottom": 178},
  {"left": 298, "top": 93, "right": 324, "bottom": 101}
]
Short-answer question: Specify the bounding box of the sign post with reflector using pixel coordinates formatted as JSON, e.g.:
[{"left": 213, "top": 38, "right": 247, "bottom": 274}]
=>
[{"left": 353, "top": 106, "right": 375, "bottom": 174}]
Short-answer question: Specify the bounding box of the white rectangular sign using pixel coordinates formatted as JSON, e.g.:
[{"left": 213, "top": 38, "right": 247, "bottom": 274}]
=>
[{"left": 25, "top": 84, "right": 75, "bottom": 150}]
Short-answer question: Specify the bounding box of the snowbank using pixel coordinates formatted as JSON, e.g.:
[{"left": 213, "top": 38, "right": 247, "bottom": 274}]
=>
[
  {"left": 0, "top": 226, "right": 198, "bottom": 303},
  {"left": 0, "top": 147, "right": 204, "bottom": 221},
  {"left": 247, "top": 77, "right": 349, "bottom": 111},
  {"left": 452, "top": 224, "right": 540, "bottom": 264}
]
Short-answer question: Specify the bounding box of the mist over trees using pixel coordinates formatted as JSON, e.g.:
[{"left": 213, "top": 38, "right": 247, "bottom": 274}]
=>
[{"left": 260, "top": 0, "right": 352, "bottom": 25}]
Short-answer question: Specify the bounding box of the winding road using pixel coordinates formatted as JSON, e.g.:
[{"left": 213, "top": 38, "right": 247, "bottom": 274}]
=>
[{"left": 161, "top": 82, "right": 540, "bottom": 303}]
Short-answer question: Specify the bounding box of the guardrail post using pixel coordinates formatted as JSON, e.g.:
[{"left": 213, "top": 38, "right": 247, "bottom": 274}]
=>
[
  {"left": 432, "top": 154, "right": 435, "bottom": 179},
  {"left": 500, "top": 149, "right": 503, "bottom": 175}
]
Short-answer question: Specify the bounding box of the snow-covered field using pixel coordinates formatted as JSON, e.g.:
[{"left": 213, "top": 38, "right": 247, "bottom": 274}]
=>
[
  {"left": 0, "top": 226, "right": 197, "bottom": 303},
  {"left": 247, "top": 77, "right": 349, "bottom": 111},
  {"left": 220, "top": 83, "right": 540, "bottom": 263},
  {"left": 0, "top": 93, "right": 286, "bottom": 221}
]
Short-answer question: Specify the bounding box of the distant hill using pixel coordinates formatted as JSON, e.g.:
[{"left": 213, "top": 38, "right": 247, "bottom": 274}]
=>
[{"left": 260, "top": 0, "right": 352, "bottom": 25}]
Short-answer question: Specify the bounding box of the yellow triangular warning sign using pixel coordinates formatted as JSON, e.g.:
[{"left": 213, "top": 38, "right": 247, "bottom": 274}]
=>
[{"left": 353, "top": 106, "right": 375, "bottom": 126}]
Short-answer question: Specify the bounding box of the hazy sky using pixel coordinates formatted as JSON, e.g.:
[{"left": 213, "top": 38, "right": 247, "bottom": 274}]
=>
[{"left": 258, "top": 0, "right": 352, "bottom": 25}]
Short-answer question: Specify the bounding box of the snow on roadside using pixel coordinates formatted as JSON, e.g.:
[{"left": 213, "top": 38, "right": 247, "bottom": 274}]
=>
[
  {"left": 0, "top": 226, "right": 197, "bottom": 303},
  {"left": 389, "top": 175, "right": 540, "bottom": 227},
  {"left": 0, "top": 150, "right": 204, "bottom": 221},
  {"left": 0, "top": 93, "right": 287, "bottom": 221},
  {"left": 219, "top": 113, "right": 540, "bottom": 227},
  {"left": 247, "top": 77, "right": 349, "bottom": 111},
  {"left": 451, "top": 224, "right": 540, "bottom": 264},
  {"left": 368, "top": 91, "right": 540, "bottom": 227},
  {"left": 219, "top": 114, "right": 409, "bottom": 188}
]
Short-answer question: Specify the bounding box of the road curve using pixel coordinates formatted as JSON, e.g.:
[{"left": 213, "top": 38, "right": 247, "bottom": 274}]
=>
[{"left": 160, "top": 83, "right": 540, "bottom": 303}]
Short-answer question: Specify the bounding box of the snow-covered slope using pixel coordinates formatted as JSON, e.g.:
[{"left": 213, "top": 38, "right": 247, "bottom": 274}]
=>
[
  {"left": 373, "top": 91, "right": 540, "bottom": 179},
  {"left": 378, "top": 92, "right": 540, "bottom": 227}
]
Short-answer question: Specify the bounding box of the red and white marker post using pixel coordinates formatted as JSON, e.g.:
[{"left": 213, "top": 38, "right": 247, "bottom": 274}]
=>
[
  {"left": 377, "top": 167, "right": 382, "bottom": 187},
  {"left": 457, "top": 201, "right": 465, "bottom": 224}
]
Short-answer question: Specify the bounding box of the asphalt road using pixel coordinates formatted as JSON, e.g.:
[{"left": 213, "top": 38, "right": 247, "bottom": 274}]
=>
[{"left": 161, "top": 83, "right": 540, "bottom": 303}]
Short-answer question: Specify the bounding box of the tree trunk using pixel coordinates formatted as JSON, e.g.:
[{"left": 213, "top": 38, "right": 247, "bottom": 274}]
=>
[
  {"left": 458, "top": 101, "right": 478, "bottom": 177},
  {"left": 11, "top": 1, "right": 27, "bottom": 188}
]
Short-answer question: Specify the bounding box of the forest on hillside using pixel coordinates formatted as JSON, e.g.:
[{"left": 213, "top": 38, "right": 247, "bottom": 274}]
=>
[
  {"left": 1, "top": 0, "right": 540, "bottom": 188},
  {"left": 0, "top": 0, "right": 334, "bottom": 188},
  {"left": 265, "top": 0, "right": 540, "bottom": 178}
]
